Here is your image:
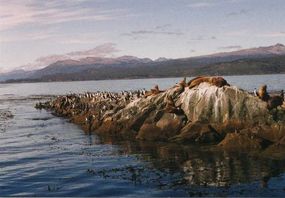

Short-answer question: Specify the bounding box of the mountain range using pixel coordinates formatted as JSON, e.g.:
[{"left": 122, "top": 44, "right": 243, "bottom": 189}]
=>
[{"left": 1, "top": 43, "right": 285, "bottom": 82}]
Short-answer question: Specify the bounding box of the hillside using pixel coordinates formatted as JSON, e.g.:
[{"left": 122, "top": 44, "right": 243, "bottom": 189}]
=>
[
  {"left": 4, "top": 55, "right": 285, "bottom": 83},
  {"left": 2, "top": 44, "right": 285, "bottom": 82}
]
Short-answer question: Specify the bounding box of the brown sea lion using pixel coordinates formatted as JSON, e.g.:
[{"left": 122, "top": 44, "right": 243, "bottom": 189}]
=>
[
  {"left": 144, "top": 85, "right": 164, "bottom": 97},
  {"left": 257, "top": 85, "right": 270, "bottom": 102},
  {"left": 187, "top": 76, "right": 205, "bottom": 87},
  {"left": 164, "top": 95, "right": 183, "bottom": 114},
  {"left": 151, "top": 85, "right": 161, "bottom": 94},
  {"left": 267, "top": 95, "right": 284, "bottom": 110},
  {"left": 267, "top": 90, "right": 284, "bottom": 110},
  {"left": 173, "top": 77, "right": 187, "bottom": 94},
  {"left": 188, "top": 76, "right": 230, "bottom": 89},
  {"left": 165, "top": 95, "right": 175, "bottom": 112},
  {"left": 175, "top": 77, "right": 187, "bottom": 87}
]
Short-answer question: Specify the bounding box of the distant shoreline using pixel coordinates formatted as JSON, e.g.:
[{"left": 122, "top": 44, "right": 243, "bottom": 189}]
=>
[{"left": 1, "top": 72, "right": 285, "bottom": 85}]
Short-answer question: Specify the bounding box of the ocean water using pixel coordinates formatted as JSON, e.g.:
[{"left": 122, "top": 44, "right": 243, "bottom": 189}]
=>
[{"left": 0, "top": 74, "right": 285, "bottom": 196}]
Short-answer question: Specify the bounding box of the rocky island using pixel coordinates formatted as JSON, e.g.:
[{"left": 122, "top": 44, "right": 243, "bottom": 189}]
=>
[{"left": 36, "top": 76, "right": 285, "bottom": 158}]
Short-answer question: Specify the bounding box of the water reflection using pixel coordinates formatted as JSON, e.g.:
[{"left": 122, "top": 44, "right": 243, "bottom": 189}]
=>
[
  {"left": 1, "top": 95, "right": 285, "bottom": 196},
  {"left": 96, "top": 137, "right": 285, "bottom": 189}
]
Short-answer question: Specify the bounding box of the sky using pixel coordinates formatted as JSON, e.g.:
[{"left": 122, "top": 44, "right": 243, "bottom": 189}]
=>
[{"left": 0, "top": 0, "right": 285, "bottom": 72}]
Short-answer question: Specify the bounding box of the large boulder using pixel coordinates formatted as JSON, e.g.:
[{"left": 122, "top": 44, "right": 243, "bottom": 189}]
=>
[
  {"left": 170, "top": 121, "right": 222, "bottom": 143},
  {"left": 178, "top": 83, "right": 273, "bottom": 125},
  {"left": 136, "top": 112, "right": 186, "bottom": 141},
  {"left": 218, "top": 132, "right": 271, "bottom": 151}
]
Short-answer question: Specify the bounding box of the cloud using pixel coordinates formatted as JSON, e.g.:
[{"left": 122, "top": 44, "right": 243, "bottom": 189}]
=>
[
  {"left": 17, "top": 43, "right": 119, "bottom": 71},
  {"left": 224, "top": 30, "right": 248, "bottom": 36},
  {"left": 187, "top": 2, "right": 216, "bottom": 8},
  {"left": 189, "top": 35, "right": 217, "bottom": 41},
  {"left": 226, "top": 9, "right": 250, "bottom": 16},
  {"left": 219, "top": 45, "right": 242, "bottom": 50},
  {"left": 0, "top": 28, "right": 105, "bottom": 44},
  {"left": 257, "top": 32, "right": 285, "bottom": 38},
  {"left": 130, "top": 30, "right": 183, "bottom": 36},
  {"left": 0, "top": 0, "right": 127, "bottom": 31},
  {"left": 188, "top": 0, "right": 245, "bottom": 9},
  {"left": 154, "top": 24, "right": 172, "bottom": 30},
  {"left": 122, "top": 25, "right": 183, "bottom": 40},
  {"left": 0, "top": 30, "right": 58, "bottom": 43},
  {"left": 67, "top": 43, "right": 119, "bottom": 57}
]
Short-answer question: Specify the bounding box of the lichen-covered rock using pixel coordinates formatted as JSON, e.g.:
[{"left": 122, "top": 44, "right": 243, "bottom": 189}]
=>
[{"left": 178, "top": 83, "right": 273, "bottom": 125}]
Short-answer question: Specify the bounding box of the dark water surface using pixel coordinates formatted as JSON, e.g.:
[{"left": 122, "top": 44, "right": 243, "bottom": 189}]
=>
[{"left": 1, "top": 75, "right": 285, "bottom": 196}]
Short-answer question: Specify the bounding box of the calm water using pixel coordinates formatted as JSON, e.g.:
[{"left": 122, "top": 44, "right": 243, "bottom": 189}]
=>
[{"left": 0, "top": 74, "right": 285, "bottom": 196}]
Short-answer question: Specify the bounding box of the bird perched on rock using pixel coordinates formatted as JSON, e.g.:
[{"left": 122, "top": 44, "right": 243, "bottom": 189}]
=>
[
  {"left": 86, "top": 114, "right": 95, "bottom": 134},
  {"left": 253, "top": 88, "right": 257, "bottom": 96}
]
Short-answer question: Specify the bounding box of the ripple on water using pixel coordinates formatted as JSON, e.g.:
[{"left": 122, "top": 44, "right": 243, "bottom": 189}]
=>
[{"left": 1, "top": 94, "right": 285, "bottom": 196}]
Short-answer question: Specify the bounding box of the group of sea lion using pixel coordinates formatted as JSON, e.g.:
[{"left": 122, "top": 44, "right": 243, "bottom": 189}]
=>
[
  {"left": 146, "top": 76, "right": 231, "bottom": 98},
  {"left": 144, "top": 85, "right": 164, "bottom": 97},
  {"left": 146, "top": 76, "right": 284, "bottom": 111},
  {"left": 257, "top": 85, "right": 284, "bottom": 110},
  {"left": 187, "top": 76, "right": 230, "bottom": 88},
  {"left": 145, "top": 76, "right": 231, "bottom": 114}
]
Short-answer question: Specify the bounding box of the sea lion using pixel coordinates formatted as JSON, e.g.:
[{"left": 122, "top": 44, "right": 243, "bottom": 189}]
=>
[
  {"left": 144, "top": 85, "right": 164, "bottom": 97},
  {"left": 165, "top": 95, "right": 175, "bottom": 112},
  {"left": 188, "top": 76, "right": 230, "bottom": 89},
  {"left": 187, "top": 76, "right": 205, "bottom": 87},
  {"left": 174, "top": 77, "right": 187, "bottom": 88},
  {"left": 164, "top": 95, "right": 183, "bottom": 115},
  {"left": 257, "top": 85, "right": 270, "bottom": 102},
  {"left": 85, "top": 114, "right": 95, "bottom": 134},
  {"left": 267, "top": 90, "right": 284, "bottom": 110},
  {"left": 173, "top": 77, "right": 187, "bottom": 94},
  {"left": 267, "top": 95, "right": 284, "bottom": 110},
  {"left": 151, "top": 85, "right": 161, "bottom": 94}
]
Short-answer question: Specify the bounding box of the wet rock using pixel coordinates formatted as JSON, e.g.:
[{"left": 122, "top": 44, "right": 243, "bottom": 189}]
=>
[
  {"left": 170, "top": 121, "right": 222, "bottom": 143},
  {"left": 0, "top": 110, "right": 14, "bottom": 120},
  {"left": 251, "top": 124, "right": 285, "bottom": 143},
  {"left": 35, "top": 78, "right": 285, "bottom": 147},
  {"left": 135, "top": 123, "right": 162, "bottom": 141},
  {"left": 136, "top": 112, "right": 186, "bottom": 141},
  {"left": 277, "top": 135, "right": 285, "bottom": 145},
  {"left": 96, "top": 119, "right": 124, "bottom": 136},
  {"left": 218, "top": 132, "right": 271, "bottom": 151},
  {"left": 262, "top": 144, "right": 285, "bottom": 160}
]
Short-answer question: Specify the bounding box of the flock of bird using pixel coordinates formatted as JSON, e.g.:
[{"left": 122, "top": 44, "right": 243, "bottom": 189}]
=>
[
  {"left": 50, "top": 89, "right": 147, "bottom": 114},
  {"left": 36, "top": 77, "right": 285, "bottom": 129}
]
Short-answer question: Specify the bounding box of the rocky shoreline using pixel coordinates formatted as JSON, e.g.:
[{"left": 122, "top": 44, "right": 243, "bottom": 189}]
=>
[{"left": 35, "top": 77, "right": 285, "bottom": 156}]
